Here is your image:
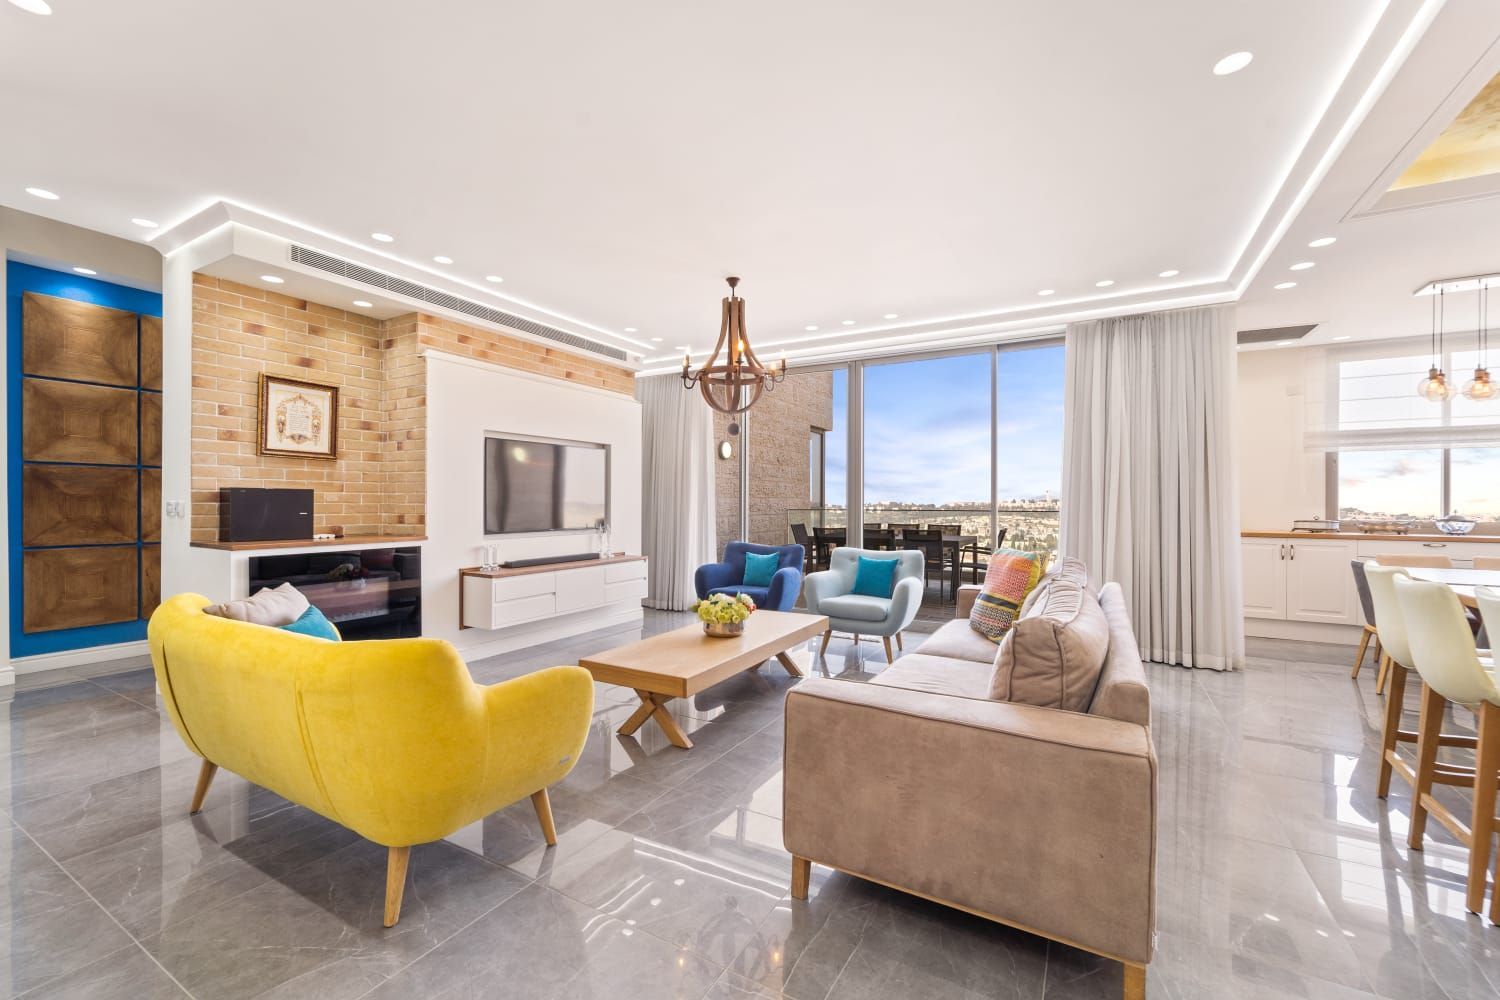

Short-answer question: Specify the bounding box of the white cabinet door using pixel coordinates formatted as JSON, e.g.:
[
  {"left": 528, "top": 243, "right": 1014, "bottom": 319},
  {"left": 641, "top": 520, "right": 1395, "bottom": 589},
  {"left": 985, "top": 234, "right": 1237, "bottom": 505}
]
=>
[
  {"left": 1285, "top": 539, "right": 1359, "bottom": 625},
  {"left": 1241, "top": 539, "right": 1286, "bottom": 619}
]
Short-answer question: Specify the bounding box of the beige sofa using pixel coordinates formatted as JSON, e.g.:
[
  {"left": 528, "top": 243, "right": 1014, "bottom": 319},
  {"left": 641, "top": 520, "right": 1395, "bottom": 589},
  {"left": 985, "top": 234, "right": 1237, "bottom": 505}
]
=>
[{"left": 783, "top": 571, "right": 1156, "bottom": 1000}]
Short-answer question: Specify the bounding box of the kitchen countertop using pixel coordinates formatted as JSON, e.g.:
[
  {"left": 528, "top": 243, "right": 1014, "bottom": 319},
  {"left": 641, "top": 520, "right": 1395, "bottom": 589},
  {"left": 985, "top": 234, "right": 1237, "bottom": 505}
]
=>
[{"left": 1241, "top": 530, "right": 1500, "bottom": 544}]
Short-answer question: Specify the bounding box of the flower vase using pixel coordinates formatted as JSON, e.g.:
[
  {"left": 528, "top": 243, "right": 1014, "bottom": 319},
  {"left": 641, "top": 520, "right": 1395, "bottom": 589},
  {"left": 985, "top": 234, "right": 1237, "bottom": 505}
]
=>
[{"left": 702, "top": 621, "right": 744, "bottom": 638}]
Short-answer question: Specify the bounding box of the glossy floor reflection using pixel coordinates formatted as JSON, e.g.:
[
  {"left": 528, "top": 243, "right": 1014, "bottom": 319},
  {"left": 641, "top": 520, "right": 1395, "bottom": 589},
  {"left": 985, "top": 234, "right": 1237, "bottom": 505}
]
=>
[{"left": 0, "top": 619, "right": 1496, "bottom": 997}]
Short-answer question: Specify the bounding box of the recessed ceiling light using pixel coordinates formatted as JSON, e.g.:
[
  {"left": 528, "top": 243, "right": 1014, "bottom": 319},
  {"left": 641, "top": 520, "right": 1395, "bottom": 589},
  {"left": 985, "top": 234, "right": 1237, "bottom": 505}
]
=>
[
  {"left": 25, "top": 186, "right": 58, "bottom": 200},
  {"left": 485, "top": 275, "right": 503, "bottom": 283},
  {"left": 1308, "top": 237, "right": 1337, "bottom": 248},
  {"left": 1332, "top": 335, "right": 1351, "bottom": 341},
  {"left": 8, "top": 0, "right": 52, "bottom": 15},
  {"left": 1213, "top": 51, "right": 1253, "bottom": 76},
  {"left": 1095, "top": 279, "right": 1114, "bottom": 288},
  {"left": 842, "top": 319, "right": 856, "bottom": 325},
  {"left": 131, "top": 217, "right": 158, "bottom": 229},
  {"left": 1274, "top": 281, "right": 1297, "bottom": 290},
  {"left": 72, "top": 267, "right": 96, "bottom": 276},
  {"left": 675, "top": 345, "right": 691, "bottom": 352},
  {"left": 371, "top": 232, "right": 394, "bottom": 243},
  {"left": 624, "top": 327, "right": 638, "bottom": 333},
  {"left": 883, "top": 313, "right": 898, "bottom": 320},
  {"left": 1158, "top": 269, "right": 1180, "bottom": 278},
  {"left": 650, "top": 337, "right": 663, "bottom": 342},
  {"left": 352, "top": 299, "right": 373, "bottom": 308},
  {"left": 1276, "top": 340, "right": 1295, "bottom": 346},
  {"left": 433, "top": 255, "right": 453, "bottom": 264},
  {"left": 805, "top": 325, "right": 819, "bottom": 332},
  {"left": 1290, "top": 261, "right": 1315, "bottom": 271},
  {"left": 261, "top": 274, "right": 285, "bottom": 284},
  {"left": 1038, "top": 289, "right": 1056, "bottom": 297}
]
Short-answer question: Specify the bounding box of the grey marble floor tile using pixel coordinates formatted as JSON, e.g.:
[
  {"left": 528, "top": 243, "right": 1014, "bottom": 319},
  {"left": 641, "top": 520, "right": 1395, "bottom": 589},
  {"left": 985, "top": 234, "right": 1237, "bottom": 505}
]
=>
[{"left": 15, "top": 944, "right": 189, "bottom": 1000}]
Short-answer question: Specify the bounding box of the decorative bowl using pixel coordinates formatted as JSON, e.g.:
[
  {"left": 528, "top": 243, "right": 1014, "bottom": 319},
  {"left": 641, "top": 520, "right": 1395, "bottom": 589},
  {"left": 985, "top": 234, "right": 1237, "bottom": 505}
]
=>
[
  {"left": 1434, "top": 515, "right": 1478, "bottom": 536},
  {"left": 703, "top": 621, "right": 744, "bottom": 638}
]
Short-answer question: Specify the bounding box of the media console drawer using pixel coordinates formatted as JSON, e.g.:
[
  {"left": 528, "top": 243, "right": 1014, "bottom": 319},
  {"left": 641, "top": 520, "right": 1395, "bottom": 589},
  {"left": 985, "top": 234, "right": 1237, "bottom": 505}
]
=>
[{"left": 460, "top": 554, "right": 647, "bottom": 630}]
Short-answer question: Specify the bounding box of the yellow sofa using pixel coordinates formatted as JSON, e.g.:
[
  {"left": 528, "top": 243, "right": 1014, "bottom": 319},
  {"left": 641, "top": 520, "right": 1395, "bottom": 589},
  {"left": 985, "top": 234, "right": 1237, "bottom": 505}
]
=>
[{"left": 148, "top": 593, "right": 594, "bottom": 926}]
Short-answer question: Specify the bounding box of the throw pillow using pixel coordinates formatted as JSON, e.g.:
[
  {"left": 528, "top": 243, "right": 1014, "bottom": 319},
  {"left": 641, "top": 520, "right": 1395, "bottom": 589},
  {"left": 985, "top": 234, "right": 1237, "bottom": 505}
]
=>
[
  {"left": 989, "top": 579, "right": 1110, "bottom": 712},
  {"left": 851, "top": 555, "right": 900, "bottom": 598},
  {"left": 969, "top": 548, "right": 1042, "bottom": 642},
  {"left": 204, "top": 582, "right": 310, "bottom": 626},
  {"left": 279, "top": 605, "right": 341, "bottom": 641},
  {"left": 743, "top": 551, "right": 781, "bottom": 587}
]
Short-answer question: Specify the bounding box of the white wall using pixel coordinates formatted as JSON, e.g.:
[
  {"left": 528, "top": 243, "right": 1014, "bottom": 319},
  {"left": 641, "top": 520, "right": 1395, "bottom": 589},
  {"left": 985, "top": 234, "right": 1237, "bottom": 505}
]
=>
[
  {"left": 1237, "top": 346, "right": 1328, "bottom": 530},
  {"left": 423, "top": 352, "right": 643, "bottom": 660}
]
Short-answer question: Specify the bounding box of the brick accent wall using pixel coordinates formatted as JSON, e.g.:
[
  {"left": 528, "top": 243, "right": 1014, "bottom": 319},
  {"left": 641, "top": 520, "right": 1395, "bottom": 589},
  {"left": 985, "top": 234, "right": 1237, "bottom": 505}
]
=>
[
  {"left": 190, "top": 276, "right": 634, "bottom": 543},
  {"left": 713, "top": 371, "right": 834, "bottom": 552}
]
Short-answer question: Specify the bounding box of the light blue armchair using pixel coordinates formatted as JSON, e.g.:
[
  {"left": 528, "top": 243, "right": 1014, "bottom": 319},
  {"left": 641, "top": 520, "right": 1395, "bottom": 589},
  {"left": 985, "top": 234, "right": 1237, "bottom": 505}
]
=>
[{"left": 803, "top": 547, "right": 925, "bottom": 662}]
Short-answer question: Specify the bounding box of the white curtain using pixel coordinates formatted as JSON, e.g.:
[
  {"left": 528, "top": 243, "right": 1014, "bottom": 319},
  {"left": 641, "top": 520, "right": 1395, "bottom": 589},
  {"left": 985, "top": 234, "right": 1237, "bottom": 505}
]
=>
[
  {"left": 637, "top": 374, "right": 717, "bottom": 611},
  {"left": 1061, "top": 304, "right": 1244, "bottom": 670}
]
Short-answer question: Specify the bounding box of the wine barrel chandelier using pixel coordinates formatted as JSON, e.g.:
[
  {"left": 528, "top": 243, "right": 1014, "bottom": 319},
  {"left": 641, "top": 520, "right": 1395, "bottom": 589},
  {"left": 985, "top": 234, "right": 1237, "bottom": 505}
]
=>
[{"left": 680, "top": 276, "right": 786, "bottom": 434}]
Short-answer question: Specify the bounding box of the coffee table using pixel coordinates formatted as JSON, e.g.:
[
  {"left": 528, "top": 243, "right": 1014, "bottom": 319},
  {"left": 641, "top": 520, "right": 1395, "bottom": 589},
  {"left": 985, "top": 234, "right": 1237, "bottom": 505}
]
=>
[{"left": 578, "top": 610, "right": 828, "bottom": 749}]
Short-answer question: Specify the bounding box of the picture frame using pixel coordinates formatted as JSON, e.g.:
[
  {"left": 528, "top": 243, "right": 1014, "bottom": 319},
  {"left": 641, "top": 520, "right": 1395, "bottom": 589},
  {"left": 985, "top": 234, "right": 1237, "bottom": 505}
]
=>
[{"left": 257, "top": 373, "right": 339, "bottom": 460}]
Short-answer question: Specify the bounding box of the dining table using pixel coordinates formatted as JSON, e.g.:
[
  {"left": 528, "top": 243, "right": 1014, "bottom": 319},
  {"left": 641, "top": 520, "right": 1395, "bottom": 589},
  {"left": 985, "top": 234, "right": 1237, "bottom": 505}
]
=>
[{"left": 1403, "top": 566, "right": 1500, "bottom": 610}]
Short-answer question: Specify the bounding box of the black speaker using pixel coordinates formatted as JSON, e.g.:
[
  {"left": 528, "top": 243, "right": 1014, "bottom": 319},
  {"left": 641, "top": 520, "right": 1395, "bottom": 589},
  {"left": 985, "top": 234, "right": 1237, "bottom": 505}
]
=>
[{"left": 219, "top": 488, "right": 314, "bottom": 542}]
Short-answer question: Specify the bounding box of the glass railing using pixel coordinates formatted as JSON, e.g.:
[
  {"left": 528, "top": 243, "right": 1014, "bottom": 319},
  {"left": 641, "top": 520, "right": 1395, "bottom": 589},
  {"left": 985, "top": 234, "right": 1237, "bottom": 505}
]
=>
[{"left": 784, "top": 505, "right": 1060, "bottom": 566}]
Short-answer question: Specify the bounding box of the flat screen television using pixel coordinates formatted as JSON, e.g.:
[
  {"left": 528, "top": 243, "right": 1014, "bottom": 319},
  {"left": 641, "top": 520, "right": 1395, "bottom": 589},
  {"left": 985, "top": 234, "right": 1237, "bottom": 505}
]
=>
[{"left": 484, "top": 435, "right": 609, "bottom": 534}]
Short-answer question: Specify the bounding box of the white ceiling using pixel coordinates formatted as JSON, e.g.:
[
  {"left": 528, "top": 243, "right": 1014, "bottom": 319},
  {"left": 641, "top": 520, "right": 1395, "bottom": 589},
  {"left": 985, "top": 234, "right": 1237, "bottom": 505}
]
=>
[{"left": 0, "top": 0, "right": 1472, "bottom": 364}]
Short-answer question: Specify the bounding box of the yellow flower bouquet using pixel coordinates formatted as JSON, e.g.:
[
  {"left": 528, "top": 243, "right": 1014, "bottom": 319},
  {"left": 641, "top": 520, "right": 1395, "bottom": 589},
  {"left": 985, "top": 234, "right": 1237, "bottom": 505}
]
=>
[{"left": 691, "top": 592, "right": 756, "bottom": 637}]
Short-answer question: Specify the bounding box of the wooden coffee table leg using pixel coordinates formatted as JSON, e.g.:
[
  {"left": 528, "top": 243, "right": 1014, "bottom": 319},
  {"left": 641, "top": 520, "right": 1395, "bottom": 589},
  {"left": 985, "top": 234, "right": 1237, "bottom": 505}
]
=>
[
  {"left": 775, "top": 651, "right": 805, "bottom": 677},
  {"left": 647, "top": 694, "right": 694, "bottom": 749},
  {"left": 617, "top": 689, "right": 659, "bottom": 737}
]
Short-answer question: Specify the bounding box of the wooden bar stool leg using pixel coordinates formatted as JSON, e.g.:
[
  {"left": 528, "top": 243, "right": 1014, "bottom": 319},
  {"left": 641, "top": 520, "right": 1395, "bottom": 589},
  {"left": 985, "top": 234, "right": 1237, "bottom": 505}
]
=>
[
  {"left": 1466, "top": 702, "right": 1500, "bottom": 914},
  {"left": 1377, "top": 661, "right": 1407, "bottom": 799},
  {"left": 1407, "top": 683, "right": 1447, "bottom": 850},
  {"left": 1351, "top": 627, "right": 1372, "bottom": 679},
  {"left": 1375, "top": 653, "right": 1393, "bottom": 696}
]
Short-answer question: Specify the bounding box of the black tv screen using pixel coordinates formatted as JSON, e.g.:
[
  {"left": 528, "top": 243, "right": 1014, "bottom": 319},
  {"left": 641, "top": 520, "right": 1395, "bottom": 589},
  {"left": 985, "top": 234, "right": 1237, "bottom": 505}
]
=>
[{"left": 484, "top": 437, "right": 608, "bottom": 534}]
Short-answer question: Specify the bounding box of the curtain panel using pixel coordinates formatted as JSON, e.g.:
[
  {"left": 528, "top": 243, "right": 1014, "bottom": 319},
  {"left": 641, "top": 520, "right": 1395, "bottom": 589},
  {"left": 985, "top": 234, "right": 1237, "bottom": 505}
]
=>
[
  {"left": 1061, "top": 304, "right": 1244, "bottom": 670},
  {"left": 637, "top": 374, "right": 717, "bottom": 611}
]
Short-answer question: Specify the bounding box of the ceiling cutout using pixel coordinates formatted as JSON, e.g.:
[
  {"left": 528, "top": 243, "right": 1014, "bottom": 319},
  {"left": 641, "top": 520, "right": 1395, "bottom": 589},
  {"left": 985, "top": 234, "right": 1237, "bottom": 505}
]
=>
[{"left": 1391, "top": 71, "right": 1500, "bottom": 190}]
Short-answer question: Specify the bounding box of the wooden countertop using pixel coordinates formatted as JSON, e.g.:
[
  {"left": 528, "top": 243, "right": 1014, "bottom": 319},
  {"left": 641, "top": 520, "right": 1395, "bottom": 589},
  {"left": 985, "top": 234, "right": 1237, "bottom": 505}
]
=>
[
  {"left": 460, "top": 552, "right": 645, "bottom": 579},
  {"left": 191, "top": 534, "right": 426, "bottom": 551},
  {"left": 1242, "top": 530, "right": 1500, "bottom": 544}
]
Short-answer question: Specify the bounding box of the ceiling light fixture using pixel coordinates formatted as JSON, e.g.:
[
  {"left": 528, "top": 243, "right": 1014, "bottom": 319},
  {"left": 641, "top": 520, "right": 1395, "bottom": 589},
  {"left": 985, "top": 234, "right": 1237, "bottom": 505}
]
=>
[
  {"left": 1274, "top": 281, "right": 1297, "bottom": 290},
  {"left": 1158, "top": 269, "right": 1180, "bottom": 278},
  {"left": 1464, "top": 281, "right": 1495, "bottom": 402},
  {"left": 25, "top": 186, "right": 58, "bottom": 200},
  {"left": 433, "top": 255, "right": 453, "bottom": 264},
  {"left": 370, "top": 232, "right": 394, "bottom": 243},
  {"left": 842, "top": 319, "right": 855, "bottom": 325},
  {"left": 1332, "top": 335, "right": 1351, "bottom": 341},
  {"left": 883, "top": 313, "right": 898, "bottom": 320},
  {"left": 485, "top": 275, "right": 503, "bottom": 283},
  {"left": 681, "top": 276, "right": 786, "bottom": 434},
  {"left": 7, "top": 0, "right": 51, "bottom": 14},
  {"left": 1417, "top": 288, "right": 1451, "bottom": 402},
  {"left": 1213, "top": 51, "right": 1253, "bottom": 76},
  {"left": 261, "top": 274, "right": 285, "bottom": 284},
  {"left": 352, "top": 299, "right": 373, "bottom": 308},
  {"left": 650, "top": 336, "right": 663, "bottom": 342},
  {"left": 805, "top": 325, "right": 819, "bottom": 332},
  {"left": 72, "top": 267, "right": 96, "bottom": 275},
  {"left": 1308, "top": 237, "right": 1337, "bottom": 248},
  {"left": 1290, "top": 261, "right": 1315, "bottom": 271},
  {"left": 1276, "top": 340, "right": 1295, "bottom": 346},
  {"left": 623, "top": 327, "right": 638, "bottom": 333},
  {"left": 1095, "top": 279, "right": 1114, "bottom": 288},
  {"left": 1038, "top": 289, "right": 1056, "bottom": 296},
  {"left": 131, "top": 217, "right": 158, "bottom": 229}
]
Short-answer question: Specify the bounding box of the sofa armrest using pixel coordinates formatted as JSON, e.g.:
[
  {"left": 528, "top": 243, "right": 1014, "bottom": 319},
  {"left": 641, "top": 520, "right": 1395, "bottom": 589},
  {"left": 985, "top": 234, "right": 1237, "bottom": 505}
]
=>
[
  {"left": 783, "top": 679, "right": 1156, "bottom": 964},
  {"left": 956, "top": 584, "right": 981, "bottom": 618},
  {"left": 479, "top": 665, "right": 595, "bottom": 808},
  {"left": 694, "top": 561, "right": 736, "bottom": 600},
  {"left": 801, "top": 568, "right": 846, "bottom": 613},
  {"left": 888, "top": 576, "right": 924, "bottom": 631}
]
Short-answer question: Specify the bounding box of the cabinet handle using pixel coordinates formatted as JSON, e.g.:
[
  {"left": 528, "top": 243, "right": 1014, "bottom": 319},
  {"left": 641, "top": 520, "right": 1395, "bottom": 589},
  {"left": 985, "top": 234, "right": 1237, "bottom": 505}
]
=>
[
  {"left": 1422, "top": 542, "right": 1446, "bottom": 548},
  {"left": 1279, "top": 544, "right": 1286, "bottom": 560},
  {"left": 1289, "top": 544, "right": 1295, "bottom": 561}
]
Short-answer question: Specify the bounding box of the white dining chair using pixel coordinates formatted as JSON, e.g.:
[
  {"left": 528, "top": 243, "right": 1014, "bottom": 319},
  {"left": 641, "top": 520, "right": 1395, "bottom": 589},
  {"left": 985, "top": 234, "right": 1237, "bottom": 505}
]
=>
[
  {"left": 1368, "top": 566, "right": 1425, "bottom": 793},
  {"left": 1375, "top": 553, "right": 1454, "bottom": 569},
  {"left": 1395, "top": 575, "right": 1500, "bottom": 921}
]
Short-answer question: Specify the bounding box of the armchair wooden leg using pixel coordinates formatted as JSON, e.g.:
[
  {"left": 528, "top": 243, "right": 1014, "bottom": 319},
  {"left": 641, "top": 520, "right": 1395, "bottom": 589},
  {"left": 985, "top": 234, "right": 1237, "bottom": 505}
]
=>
[
  {"left": 882, "top": 636, "right": 894, "bottom": 662},
  {"left": 819, "top": 630, "right": 832, "bottom": 657},
  {"left": 384, "top": 846, "right": 411, "bottom": 928},
  {"left": 189, "top": 761, "right": 218, "bottom": 814},
  {"left": 791, "top": 856, "right": 811, "bottom": 900},
  {"left": 531, "top": 788, "right": 558, "bottom": 847},
  {"left": 1122, "top": 962, "right": 1146, "bottom": 1000},
  {"left": 895, "top": 631, "right": 903, "bottom": 652}
]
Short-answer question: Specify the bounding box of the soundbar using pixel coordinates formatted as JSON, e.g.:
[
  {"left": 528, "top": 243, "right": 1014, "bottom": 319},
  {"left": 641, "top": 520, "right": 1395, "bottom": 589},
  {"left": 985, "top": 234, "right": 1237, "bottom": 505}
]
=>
[{"left": 502, "top": 552, "right": 605, "bottom": 569}]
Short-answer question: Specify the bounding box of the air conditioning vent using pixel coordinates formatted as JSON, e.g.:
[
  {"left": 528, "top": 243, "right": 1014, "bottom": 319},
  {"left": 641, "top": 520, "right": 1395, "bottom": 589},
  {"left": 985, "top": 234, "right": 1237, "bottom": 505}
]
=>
[{"left": 287, "top": 244, "right": 627, "bottom": 362}]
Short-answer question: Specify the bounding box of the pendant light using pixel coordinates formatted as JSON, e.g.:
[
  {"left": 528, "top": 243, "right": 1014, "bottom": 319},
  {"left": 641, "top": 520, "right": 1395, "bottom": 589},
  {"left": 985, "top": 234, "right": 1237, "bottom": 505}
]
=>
[
  {"left": 1417, "top": 287, "right": 1451, "bottom": 402},
  {"left": 680, "top": 277, "right": 787, "bottom": 435},
  {"left": 1463, "top": 280, "right": 1495, "bottom": 401}
]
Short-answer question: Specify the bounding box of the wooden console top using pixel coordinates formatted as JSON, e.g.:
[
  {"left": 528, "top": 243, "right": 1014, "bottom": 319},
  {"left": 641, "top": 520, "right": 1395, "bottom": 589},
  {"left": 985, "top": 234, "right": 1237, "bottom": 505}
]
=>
[
  {"left": 191, "top": 534, "right": 427, "bottom": 552},
  {"left": 460, "top": 552, "right": 645, "bottom": 579}
]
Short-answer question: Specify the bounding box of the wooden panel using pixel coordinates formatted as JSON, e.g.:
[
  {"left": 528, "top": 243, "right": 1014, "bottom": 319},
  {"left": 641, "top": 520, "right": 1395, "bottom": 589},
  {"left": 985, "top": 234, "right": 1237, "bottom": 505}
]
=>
[
  {"left": 22, "top": 379, "right": 137, "bottom": 464},
  {"left": 141, "top": 391, "right": 162, "bottom": 466},
  {"left": 22, "top": 292, "right": 138, "bottom": 386},
  {"left": 22, "top": 466, "right": 138, "bottom": 546},
  {"left": 141, "top": 469, "right": 161, "bottom": 543},
  {"left": 23, "top": 547, "right": 139, "bottom": 632},
  {"left": 140, "top": 315, "right": 162, "bottom": 390},
  {"left": 142, "top": 545, "right": 161, "bottom": 618}
]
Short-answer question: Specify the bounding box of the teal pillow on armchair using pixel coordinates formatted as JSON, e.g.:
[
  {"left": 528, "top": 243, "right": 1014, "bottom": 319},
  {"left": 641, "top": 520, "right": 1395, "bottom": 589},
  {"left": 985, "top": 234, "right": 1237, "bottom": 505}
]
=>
[
  {"left": 851, "top": 556, "right": 899, "bottom": 598},
  {"left": 743, "top": 551, "right": 781, "bottom": 587}
]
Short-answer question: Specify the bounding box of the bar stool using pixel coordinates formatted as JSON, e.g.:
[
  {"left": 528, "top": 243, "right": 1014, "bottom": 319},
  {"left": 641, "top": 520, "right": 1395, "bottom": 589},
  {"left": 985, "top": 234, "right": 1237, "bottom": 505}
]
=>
[
  {"left": 1394, "top": 575, "right": 1500, "bottom": 920},
  {"left": 1369, "top": 566, "right": 1444, "bottom": 801}
]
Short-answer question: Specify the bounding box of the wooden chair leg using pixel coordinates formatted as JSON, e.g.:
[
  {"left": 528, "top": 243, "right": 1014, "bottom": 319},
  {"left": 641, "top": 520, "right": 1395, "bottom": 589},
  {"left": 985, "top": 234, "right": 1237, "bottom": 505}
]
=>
[
  {"left": 791, "top": 856, "right": 811, "bottom": 900},
  {"left": 1377, "top": 661, "right": 1407, "bottom": 798},
  {"left": 1375, "top": 653, "right": 1393, "bottom": 696},
  {"left": 383, "top": 846, "right": 411, "bottom": 927},
  {"left": 189, "top": 761, "right": 218, "bottom": 814},
  {"left": 1407, "top": 683, "right": 1446, "bottom": 850},
  {"left": 531, "top": 788, "right": 558, "bottom": 847},
  {"left": 1466, "top": 702, "right": 1500, "bottom": 914},
  {"left": 1122, "top": 962, "right": 1146, "bottom": 1000},
  {"left": 819, "top": 630, "right": 832, "bottom": 657},
  {"left": 895, "top": 631, "right": 903, "bottom": 652},
  {"left": 882, "top": 635, "right": 894, "bottom": 662},
  {"left": 1351, "top": 628, "right": 1372, "bottom": 679}
]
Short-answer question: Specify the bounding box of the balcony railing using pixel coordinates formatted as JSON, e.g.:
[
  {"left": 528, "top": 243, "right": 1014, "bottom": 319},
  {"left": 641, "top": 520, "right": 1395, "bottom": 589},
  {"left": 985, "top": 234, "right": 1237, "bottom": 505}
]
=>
[{"left": 784, "top": 505, "right": 1060, "bottom": 562}]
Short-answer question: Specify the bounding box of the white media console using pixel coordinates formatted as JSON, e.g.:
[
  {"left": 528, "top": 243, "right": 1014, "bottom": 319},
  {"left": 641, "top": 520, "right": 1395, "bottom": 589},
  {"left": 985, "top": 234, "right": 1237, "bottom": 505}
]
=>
[{"left": 459, "top": 553, "right": 648, "bottom": 631}]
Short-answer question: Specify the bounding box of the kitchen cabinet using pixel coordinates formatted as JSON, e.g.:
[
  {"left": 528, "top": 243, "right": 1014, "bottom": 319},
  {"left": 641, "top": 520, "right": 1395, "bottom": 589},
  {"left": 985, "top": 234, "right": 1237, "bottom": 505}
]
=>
[{"left": 1242, "top": 538, "right": 1359, "bottom": 626}]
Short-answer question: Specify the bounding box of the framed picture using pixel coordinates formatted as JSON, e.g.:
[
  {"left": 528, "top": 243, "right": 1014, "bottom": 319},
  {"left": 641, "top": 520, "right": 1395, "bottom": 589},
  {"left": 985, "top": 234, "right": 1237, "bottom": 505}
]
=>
[{"left": 257, "top": 374, "right": 338, "bottom": 460}]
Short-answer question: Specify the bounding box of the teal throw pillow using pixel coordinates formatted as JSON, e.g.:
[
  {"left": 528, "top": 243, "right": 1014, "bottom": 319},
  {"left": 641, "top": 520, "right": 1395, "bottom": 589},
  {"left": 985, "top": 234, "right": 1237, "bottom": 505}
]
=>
[
  {"left": 743, "top": 551, "right": 781, "bottom": 587},
  {"left": 279, "top": 605, "right": 341, "bottom": 641},
  {"left": 851, "top": 556, "right": 899, "bottom": 598}
]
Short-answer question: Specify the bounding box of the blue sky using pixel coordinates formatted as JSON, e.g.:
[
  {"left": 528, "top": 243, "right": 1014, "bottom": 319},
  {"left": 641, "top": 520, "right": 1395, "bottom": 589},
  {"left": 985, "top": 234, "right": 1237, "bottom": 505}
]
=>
[{"left": 823, "top": 345, "right": 1064, "bottom": 505}]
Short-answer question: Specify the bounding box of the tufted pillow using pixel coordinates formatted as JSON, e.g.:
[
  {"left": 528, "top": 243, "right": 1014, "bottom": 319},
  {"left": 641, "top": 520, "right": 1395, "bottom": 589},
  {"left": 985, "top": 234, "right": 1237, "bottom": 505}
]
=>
[
  {"left": 968, "top": 548, "right": 1042, "bottom": 642},
  {"left": 989, "top": 578, "right": 1110, "bottom": 712},
  {"left": 204, "top": 582, "right": 309, "bottom": 626}
]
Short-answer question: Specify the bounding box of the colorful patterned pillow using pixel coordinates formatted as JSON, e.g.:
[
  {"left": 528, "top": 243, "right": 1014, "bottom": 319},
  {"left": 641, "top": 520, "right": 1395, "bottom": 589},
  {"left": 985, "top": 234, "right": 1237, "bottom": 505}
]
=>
[{"left": 969, "top": 548, "right": 1043, "bottom": 642}]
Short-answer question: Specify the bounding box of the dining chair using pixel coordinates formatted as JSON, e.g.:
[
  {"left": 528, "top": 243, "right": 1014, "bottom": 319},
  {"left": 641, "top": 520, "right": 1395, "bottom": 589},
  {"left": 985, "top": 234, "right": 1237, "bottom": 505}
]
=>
[
  {"left": 864, "top": 527, "right": 896, "bottom": 551},
  {"left": 1395, "top": 575, "right": 1500, "bottom": 919},
  {"left": 1349, "top": 560, "right": 1382, "bottom": 684},
  {"left": 811, "top": 526, "right": 845, "bottom": 570},
  {"left": 790, "top": 524, "right": 814, "bottom": 571},
  {"left": 1475, "top": 555, "right": 1500, "bottom": 571},
  {"left": 965, "top": 528, "right": 1010, "bottom": 582},
  {"left": 1375, "top": 553, "right": 1455, "bottom": 568},
  {"left": 901, "top": 528, "right": 951, "bottom": 602},
  {"left": 887, "top": 522, "right": 920, "bottom": 533}
]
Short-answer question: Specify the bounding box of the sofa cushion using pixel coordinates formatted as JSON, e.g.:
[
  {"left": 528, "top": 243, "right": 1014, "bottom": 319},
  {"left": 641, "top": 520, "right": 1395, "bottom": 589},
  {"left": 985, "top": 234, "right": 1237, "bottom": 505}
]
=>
[
  {"left": 969, "top": 548, "right": 1043, "bottom": 642},
  {"left": 917, "top": 619, "right": 1005, "bottom": 664},
  {"left": 989, "top": 579, "right": 1109, "bottom": 713},
  {"left": 709, "top": 584, "right": 769, "bottom": 604},
  {"left": 851, "top": 555, "right": 900, "bottom": 598},
  {"left": 872, "top": 653, "right": 993, "bottom": 699},
  {"left": 204, "top": 582, "right": 309, "bottom": 626},
  {"left": 819, "top": 594, "right": 892, "bottom": 623},
  {"left": 279, "top": 605, "right": 341, "bottom": 641},
  {"left": 1018, "top": 556, "right": 1090, "bottom": 618}
]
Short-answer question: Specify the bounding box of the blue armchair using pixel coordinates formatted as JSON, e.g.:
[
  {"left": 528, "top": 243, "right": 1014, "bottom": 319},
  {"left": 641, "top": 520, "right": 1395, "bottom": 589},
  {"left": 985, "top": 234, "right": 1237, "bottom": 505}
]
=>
[
  {"left": 803, "top": 547, "right": 924, "bottom": 662},
  {"left": 695, "top": 541, "right": 805, "bottom": 612}
]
